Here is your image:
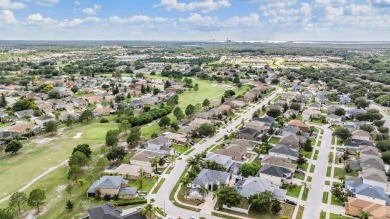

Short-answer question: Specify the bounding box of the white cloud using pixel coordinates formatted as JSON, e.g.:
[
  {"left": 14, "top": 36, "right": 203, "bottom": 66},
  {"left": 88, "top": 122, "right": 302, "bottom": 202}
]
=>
[
  {"left": 314, "top": 0, "right": 346, "bottom": 5},
  {"left": 0, "top": 0, "right": 25, "bottom": 9},
  {"left": 82, "top": 4, "right": 101, "bottom": 15},
  {"left": 348, "top": 4, "right": 373, "bottom": 15},
  {"left": 324, "top": 6, "right": 344, "bottom": 21},
  {"left": 109, "top": 15, "right": 169, "bottom": 24},
  {"left": 178, "top": 13, "right": 220, "bottom": 31},
  {"left": 224, "top": 13, "right": 260, "bottom": 28},
  {"left": 260, "top": 2, "right": 312, "bottom": 27},
  {"left": 35, "top": 0, "right": 60, "bottom": 6},
  {"left": 27, "top": 13, "right": 56, "bottom": 25},
  {"left": 26, "top": 13, "right": 101, "bottom": 28},
  {"left": 155, "top": 0, "right": 230, "bottom": 13},
  {"left": 0, "top": 9, "right": 17, "bottom": 24}
]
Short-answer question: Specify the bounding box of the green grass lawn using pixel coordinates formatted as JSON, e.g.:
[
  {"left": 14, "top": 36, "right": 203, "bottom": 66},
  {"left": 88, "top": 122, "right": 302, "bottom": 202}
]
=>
[
  {"left": 210, "top": 144, "right": 224, "bottom": 152},
  {"left": 295, "top": 173, "right": 305, "bottom": 180},
  {"left": 216, "top": 203, "right": 294, "bottom": 219},
  {"left": 327, "top": 166, "right": 332, "bottom": 177},
  {"left": 302, "top": 188, "right": 309, "bottom": 201},
  {"left": 128, "top": 177, "right": 157, "bottom": 192},
  {"left": 317, "top": 141, "right": 322, "bottom": 146},
  {"left": 296, "top": 206, "right": 304, "bottom": 219},
  {"left": 151, "top": 178, "right": 165, "bottom": 194},
  {"left": 320, "top": 211, "right": 326, "bottom": 219},
  {"left": 307, "top": 176, "right": 312, "bottom": 182},
  {"left": 331, "top": 194, "right": 344, "bottom": 206},
  {"left": 269, "top": 137, "right": 280, "bottom": 144},
  {"left": 300, "top": 149, "right": 313, "bottom": 159},
  {"left": 329, "top": 213, "right": 353, "bottom": 219},
  {"left": 172, "top": 144, "right": 189, "bottom": 154},
  {"left": 334, "top": 167, "right": 346, "bottom": 178},
  {"left": 298, "top": 163, "right": 309, "bottom": 171},
  {"left": 310, "top": 165, "right": 315, "bottom": 173},
  {"left": 183, "top": 148, "right": 195, "bottom": 155},
  {"left": 285, "top": 184, "right": 301, "bottom": 198},
  {"left": 0, "top": 122, "right": 118, "bottom": 201},
  {"left": 322, "top": 192, "right": 329, "bottom": 203}
]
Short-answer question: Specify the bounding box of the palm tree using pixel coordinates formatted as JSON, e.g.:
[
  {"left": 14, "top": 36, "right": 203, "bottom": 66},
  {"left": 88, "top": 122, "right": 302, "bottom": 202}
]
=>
[
  {"left": 141, "top": 203, "right": 155, "bottom": 219},
  {"left": 187, "top": 157, "right": 198, "bottom": 167},
  {"left": 139, "top": 167, "right": 144, "bottom": 177},
  {"left": 169, "top": 154, "right": 176, "bottom": 167},
  {"left": 150, "top": 157, "right": 159, "bottom": 172},
  {"left": 198, "top": 186, "right": 208, "bottom": 198},
  {"left": 180, "top": 176, "right": 190, "bottom": 198},
  {"left": 360, "top": 210, "right": 372, "bottom": 219},
  {"left": 137, "top": 176, "right": 145, "bottom": 189}
]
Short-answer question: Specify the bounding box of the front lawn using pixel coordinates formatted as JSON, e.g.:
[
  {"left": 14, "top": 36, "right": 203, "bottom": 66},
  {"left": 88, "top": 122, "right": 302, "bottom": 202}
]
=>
[
  {"left": 269, "top": 137, "right": 280, "bottom": 144},
  {"left": 302, "top": 188, "right": 309, "bottom": 201},
  {"left": 172, "top": 144, "right": 189, "bottom": 154},
  {"left": 300, "top": 149, "right": 313, "bottom": 159},
  {"left": 322, "top": 192, "right": 329, "bottom": 203},
  {"left": 128, "top": 177, "right": 157, "bottom": 192},
  {"left": 310, "top": 165, "right": 315, "bottom": 173},
  {"left": 284, "top": 184, "right": 301, "bottom": 198},
  {"left": 151, "top": 178, "right": 165, "bottom": 194},
  {"left": 331, "top": 194, "right": 344, "bottom": 206},
  {"left": 296, "top": 206, "right": 304, "bottom": 219}
]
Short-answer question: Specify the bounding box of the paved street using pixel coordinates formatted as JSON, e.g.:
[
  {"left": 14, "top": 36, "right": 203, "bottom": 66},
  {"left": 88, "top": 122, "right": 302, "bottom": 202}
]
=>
[
  {"left": 302, "top": 125, "right": 332, "bottom": 219},
  {"left": 153, "top": 88, "right": 282, "bottom": 219}
]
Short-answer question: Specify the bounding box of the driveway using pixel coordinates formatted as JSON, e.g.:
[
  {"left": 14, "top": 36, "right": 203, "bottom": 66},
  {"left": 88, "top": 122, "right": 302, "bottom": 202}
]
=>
[
  {"left": 153, "top": 87, "right": 282, "bottom": 219},
  {"left": 302, "top": 125, "right": 332, "bottom": 219}
]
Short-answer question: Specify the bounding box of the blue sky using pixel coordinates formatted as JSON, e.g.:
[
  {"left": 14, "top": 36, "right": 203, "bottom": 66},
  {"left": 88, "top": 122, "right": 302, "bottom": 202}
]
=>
[{"left": 0, "top": 0, "right": 389, "bottom": 41}]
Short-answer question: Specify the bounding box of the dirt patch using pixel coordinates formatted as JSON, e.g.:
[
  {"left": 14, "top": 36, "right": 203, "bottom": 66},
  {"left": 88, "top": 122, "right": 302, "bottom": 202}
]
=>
[{"left": 33, "top": 137, "right": 56, "bottom": 144}]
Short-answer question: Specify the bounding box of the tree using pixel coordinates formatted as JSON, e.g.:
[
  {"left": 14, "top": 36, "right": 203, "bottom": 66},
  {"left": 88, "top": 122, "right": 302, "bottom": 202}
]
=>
[
  {"left": 303, "top": 138, "right": 313, "bottom": 152},
  {"left": 65, "top": 115, "right": 74, "bottom": 128},
  {"left": 173, "top": 107, "right": 185, "bottom": 121},
  {"left": 334, "top": 108, "right": 346, "bottom": 116},
  {"left": 72, "top": 144, "right": 92, "bottom": 158},
  {"left": 65, "top": 200, "right": 74, "bottom": 210},
  {"left": 68, "top": 151, "right": 89, "bottom": 167},
  {"left": 158, "top": 116, "right": 171, "bottom": 129},
  {"left": 0, "top": 93, "right": 7, "bottom": 107},
  {"left": 376, "top": 140, "right": 390, "bottom": 152},
  {"left": 67, "top": 165, "right": 83, "bottom": 181},
  {"left": 9, "top": 192, "right": 27, "bottom": 212},
  {"left": 106, "top": 146, "right": 127, "bottom": 162},
  {"left": 202, "top": 99, "right": 210, "bottom": 108},
  {"left": 382, "top": 151, "right": 390, "bottom": 164},
  {"left": 141, "top": 203, "right": 155, "bottom": 219},
  {"left": 164, "top": 80, "right": 171, "bottom": 89},
  {"left": 28, "top": 189, "right": 46, "bottom": 213},
  {"left": 239, "top": 162, "right": 261, "bottom": 177},
  {"left": 118, "top": 120, "right": 131, "bottom": 133},
  {"left": 127, "top": 127, "right": 141, "bottom": 147},
  {"left": 71, "top": 85, "right": 79, "bottom": 93},
  {"left": 48, "top": 90, "right": 61, "bottom": 99},
  {"left": 360, "top": 124, "right": 374, "bottom": 133},
  {"left": 373, "top": 120, "right": 385, "bottom": 128},
  {"left": 170, "top": 122, "right": 179, "bottom": 131},
  {"left": 249, "top": 191, "right": 273, "bottom": 213},
  {"left": 266, "top": 108, "right": 281, "bottom": 118},
  {"left": 0, "top": 208, "right": 13, "bottom": 219},
  {"left": 290, "top": 103, "right": 301, "bottom": 111},
  {"left": 333, "top": 127, "right": 352, "bottom": 142},
  {"left": 5, "top": 140, "right": 22, "bottom": 154},
  {"left": 80, "top": 109, "right": 93, "bottom": 123},
  {"left": 150, "top": 156, "right": 159, "bottom": 172},
  {"left": 221, "top": 96, "right": 225, "bottom": 104},
  {"left": 106, "top": 129, "right": 119, "bottom": 147},
  {"left": 65, "top": 184, "right": 73, "bottom": 197},
  {"left": 198, "top": 123, "right": 216, "bottom": 137},
  {"left": 213, "top": 184, "right": 241, "bottom": 208},
  {"left": 180, "top": 176, "right": 190, "bottom": 197},
  {"left": 354, "top": 97, "right": 370, "bottom": 109},
  {"left": 360, "top": 210, "right": 372, "bottom": 219},
  {"left": 193, "top": 83, "right": 199, "bottom": 91},
  {"left": 44, "top": 121, "right": 57, "bottom": 135},
  {"left": 271, "top": 199, "right": 282, "bottom": 215},
  {"left": 185, "top": 104, "right": 196, "bottom": 117},
  {"left": 297, "top": 154, "right": 307, "bottom": 166},
  {"left": 137, "top": 175, "right": 145, "bottom": 188}
]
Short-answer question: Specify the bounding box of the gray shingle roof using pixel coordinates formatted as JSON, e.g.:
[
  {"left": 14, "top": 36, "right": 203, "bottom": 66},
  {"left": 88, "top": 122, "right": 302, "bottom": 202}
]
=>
[
  {"left": 269, "top": 144, "right": 299, "bottom": 158},
  {"left": 192, "top": 169, "right": 230, "bottom": 186},
  {"left": 87, "top": 176, "right": 128, "bottom": 193},
  {"left": 258, "top": 164, "right": 292, "bottom": 178}
]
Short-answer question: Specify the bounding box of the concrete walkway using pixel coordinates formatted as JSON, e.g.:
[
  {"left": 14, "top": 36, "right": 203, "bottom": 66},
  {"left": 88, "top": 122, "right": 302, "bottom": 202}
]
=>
[{"left": 200, "top": 192, "right": 217, "bottom": 214}]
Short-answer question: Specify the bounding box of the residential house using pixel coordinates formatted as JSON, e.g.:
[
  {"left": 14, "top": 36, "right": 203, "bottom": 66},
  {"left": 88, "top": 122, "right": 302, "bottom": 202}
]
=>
[
  {"left": 235, "top": 176, "right": 287, "bottom": 200},
  {"left": 0, "top": 111, "right": 10, "bottom": 122},
  {"left": 362, "top": 168, "right": 388, "bottom": 190},
  {"left": 206, "top": 152, "right": 234, "bottom": 170},
  {"left": 326, "top": 105, "right": 339, "bottom": 114},
  {"left": 268, "top": 145, "right": 300, "bottom": 160},
  {"left": 360, "top": 156, "right": 385, "bottom": 171},
  {"left": 345, "top": 197, "right": 390, "bottom": 219},
  {"left": 345, "top": 139, "right": 374, "bottom": 150},
  {"left": 214, "top": 144, "right": 247, "bottom": 162},
  {"left": 345, "top": 181, "right": 388, "bottom": 205},
  {"left": 163, "top": 132, "right": 187, "bottom": 145},
  {"left": 8, "top": 123, "right": 37, "bottom": 134},
  {"left": 130, "top": 151, "right": 165, "bottom": 167},
  {"left": 352, "top": 130, "right": 371, "bottom": 141},
  {"left": 257, "top": 164, "right": 293, "bottom": 186},
  {"left": 346, "top": 108, "right": 366, "bottom": 119},
  {"left": 281, "top": 126, "right": 299, "bottom": 137},
  {"left": 302, "top": 109, "right": 321, "bottom": 121},
  {"left": 307, "top": 103, "right": 321, "bottom": 111},
  {"left": 141, "top": 96, "right": 159, "bottom": 105},
  {"left": 87, "top": 203, "right": 146, "bottom": 219},
  {"left": 238, "top": 127, "right": 260, "bottom": 141},
  {"left": 229, "top": 139, "right": 257, "bottom": 151},
  {"left": 360, "top": 146, "right": 380, "bottom": 158},
  {"left": 260, "top": 155, "right": 297, "bottom": 173},
  {"left": 129, "top": 100, "right": 144, "bottom": 109},
  {"left": 94, "top": 107, "right": 115, "bottom": 116},
  {"left": 244, "top": 121, "right": 266, "bottom": 133},
  {"left": 253, "top": 116, "right": 275, "bottom": 128},
  {"left": 288, "top": 120, "right": 310, "bottom": 132},
  {"left": 14, "top": 109, "right": 34, "bottom": 118},
  {"left": 326, "top": 114, "right": 342, "bottom": 124},
  {"left": 191, "top": 169, "right": 230, "bottom": 191},
  {"left": 279, "top": 134, "right": 305, "bottom": 148},
  {"left": 340, "top": 95, "right": 352, "bottom": 104},
  {"left": 87, "top": 176, "right": 137, "bottom": 199},
  {"left": 115, "top": 162, "right": 153, "bottom": 177},
  {"left": 146, "top": 136, "right": 172, "bottom": 153},
  {"left": 284, "top": 109, "right": 299, "bottom": 119}
]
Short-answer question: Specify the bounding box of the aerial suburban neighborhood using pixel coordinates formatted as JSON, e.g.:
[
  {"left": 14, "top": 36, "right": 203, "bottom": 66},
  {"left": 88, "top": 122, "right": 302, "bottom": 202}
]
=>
[{"left": 1, "top": 1, "right": 390, "bottom": 219}]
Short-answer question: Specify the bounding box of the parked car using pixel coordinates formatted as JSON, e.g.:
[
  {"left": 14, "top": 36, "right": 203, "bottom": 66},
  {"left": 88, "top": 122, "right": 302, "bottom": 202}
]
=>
[
  {"left": 154, "top": 170, "right": 163, "bottom": 175},
  {"left": 285, "top": 199, "right": 297, "bottom": 205},
  {"left": 189, "top": 141, "right": 195, "bottom": 146}
]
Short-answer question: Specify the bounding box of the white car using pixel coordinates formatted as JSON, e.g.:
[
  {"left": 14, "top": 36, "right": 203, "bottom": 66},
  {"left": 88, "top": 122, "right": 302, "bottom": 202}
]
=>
[{"left": 189, "top": 217, "right": 198, "bottom": 219}]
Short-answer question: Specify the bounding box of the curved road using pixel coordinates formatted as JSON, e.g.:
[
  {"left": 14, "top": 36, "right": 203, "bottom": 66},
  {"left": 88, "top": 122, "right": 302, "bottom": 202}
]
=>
[{"left": 153, "top": 88, "right": 282, "bottom": 219}]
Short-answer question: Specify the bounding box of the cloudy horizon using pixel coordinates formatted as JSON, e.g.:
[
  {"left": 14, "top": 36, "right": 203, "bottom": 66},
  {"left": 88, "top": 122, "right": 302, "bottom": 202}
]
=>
[{"left": 0, "top": 0, "right": 389, "bottom": 41}]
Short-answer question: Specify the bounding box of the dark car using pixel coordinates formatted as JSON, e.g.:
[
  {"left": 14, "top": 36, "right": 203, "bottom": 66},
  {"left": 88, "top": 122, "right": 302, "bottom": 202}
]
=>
[
  {"left": 285, "top": 199, "right": 297, "bottom": 205},
  {"left": 154, "top": 170, "right": 163, "bottom": 175}
]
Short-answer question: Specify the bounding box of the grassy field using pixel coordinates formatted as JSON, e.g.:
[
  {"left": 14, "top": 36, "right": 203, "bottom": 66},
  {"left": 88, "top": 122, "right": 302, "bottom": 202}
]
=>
[
  {"left": 128, "top": 177, "right": 157, "bottom": 192},
  {"left": 0, "top": 122, "right": 118, "bottom": 201},
  {"left": 269, "top": 137, "right": 280, "bottom": 144},
  {"left": 151, "top": 178, "right": 165, "bottom": 194},
  {"left": 302, "top": 188, "right": 309, "bottom": 201},
  {"left": 285, "top": 185, "right": 301, "bottom": 198},
  {"left": 296, "top": 206, "right": 304, "bottom": 219},
  {"left": 322, "top": 192, "right": 329, "bottom": 203},
  {"left": 331, "top": 194, "right": 344, "bottom": 206},
  {"left": 310, "top": 165, "right": 315, "bottom": 173}
]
